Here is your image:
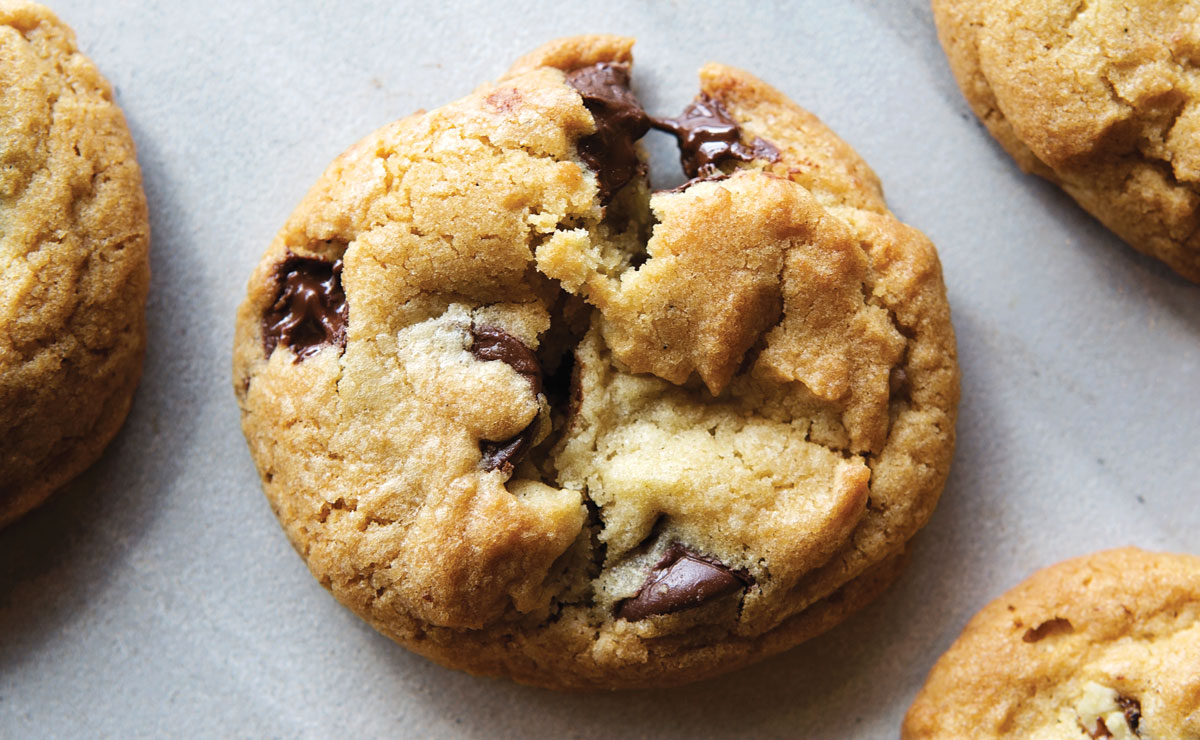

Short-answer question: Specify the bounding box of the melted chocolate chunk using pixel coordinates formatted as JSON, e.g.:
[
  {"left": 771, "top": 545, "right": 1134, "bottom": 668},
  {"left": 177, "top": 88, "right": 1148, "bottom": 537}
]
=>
[
  {"left": 470, "top": 325, "right": 542, "bottom": 395},
  {"left": 479, "top": 434, "right": 534, "bottom": 475},
  {"left": 652, "top": 95, "right": 780, "bottom": 180},
  {"left": 565, "top": 62, "right": 651, "bottom": 203},
  {"left": 262, "top": 253, "right": 348, "bottom": 361},
  {"left": 617, "top": 543, "right": 754, "bottom": 621},
  {"left": 470, "top": 325, "right": 544, "bottom": 473},
  {"left": 1116, "top": 696, "right": 1142, "bottom": 735}
]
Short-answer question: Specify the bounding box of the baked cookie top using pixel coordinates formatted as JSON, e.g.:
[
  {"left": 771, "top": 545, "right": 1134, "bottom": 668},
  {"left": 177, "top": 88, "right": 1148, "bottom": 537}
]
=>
[
  {"left": 904, "top": 548, "right": 1200, "bottom": 739},
  {"left": 0, "top": 0, "right": 150, "bottom": 527},
  {"left": 933, "top": 0, "right": 1200, "bottom": 282},
  {"left": 233, "top": 35, "right": 959, "bottom": 689}
]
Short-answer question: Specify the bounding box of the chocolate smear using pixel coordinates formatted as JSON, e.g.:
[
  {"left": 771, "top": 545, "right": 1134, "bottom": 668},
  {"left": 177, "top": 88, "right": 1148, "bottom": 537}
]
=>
[
  {"left": 652, "top": 95, "right": 780, "bottom": 180},
  {"left": 1116, "top": 696, "right": 1142, "bottom": 735},
  {"left": 618, "top": 543, "right": 754, "bottom": 621},
  {"left": 1084, "top": 696, "right": 1143, "bottom": 739},
  {"left": 262, "top": 253, "right": 348, "bottom": 361},
  {"left": 470, "top": 325, "right": 544, "bottom": 473},
  {"left": 565, "top": 62, "right": 651, "bottom": 203}
]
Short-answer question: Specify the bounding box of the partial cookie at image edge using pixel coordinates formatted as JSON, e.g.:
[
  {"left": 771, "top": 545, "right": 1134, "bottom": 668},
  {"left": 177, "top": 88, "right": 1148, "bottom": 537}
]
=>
[
  {"left": 931, "top": 0, "right": 1200, "bottom": 282},
  {"left": 904, "top": 547, "right": 1200, "bottom": 739},
  {"left": 0, "top": 0, "right": 151, "bottom": 527}
]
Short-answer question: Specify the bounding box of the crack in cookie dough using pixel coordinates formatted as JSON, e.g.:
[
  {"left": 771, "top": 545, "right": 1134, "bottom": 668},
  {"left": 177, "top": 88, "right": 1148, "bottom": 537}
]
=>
[
  {"left": 904, "top": 548, "right": 1200, "bottom": 739},
  {"left": 0, "top": 1, "right": 150, "bottom": 526},
  {"left": 234, "top": 35, "right": 959, "bottom": 689},
  {"left": 933, "top": 0, "right": 1200, "bottom": 281}
]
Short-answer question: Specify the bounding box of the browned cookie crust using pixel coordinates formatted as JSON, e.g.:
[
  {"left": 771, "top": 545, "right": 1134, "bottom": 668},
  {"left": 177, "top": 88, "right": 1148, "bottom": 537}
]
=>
[
  {"left": 933, "top": 0, "right": 1200, "bottom": 282},
  {"left": 0, "top": 1, "right": 151, "bottom": 527},
  {"left": 233, "top": 35, "right": 959, "bottom": 689},
  {"left": 904, "top": 548, "right": 1200, "bottom": 739}
]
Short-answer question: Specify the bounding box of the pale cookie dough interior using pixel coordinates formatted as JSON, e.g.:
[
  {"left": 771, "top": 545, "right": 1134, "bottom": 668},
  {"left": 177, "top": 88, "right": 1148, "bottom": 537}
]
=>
[{"left": 234, "top": 35, "right": 958, "bottom": 688}]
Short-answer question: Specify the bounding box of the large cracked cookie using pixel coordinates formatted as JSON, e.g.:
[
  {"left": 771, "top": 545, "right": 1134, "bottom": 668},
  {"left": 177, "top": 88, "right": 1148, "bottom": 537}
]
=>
[
  {"left": 233, "top": 35, "right": 959, "bottom": 689},
  {"left": 904, "top": 548, "right": 1200, "bottom": 739},
  {"left": 0, "top": 1, "right": 151, "bottom": 528},
  {"left": 933, "top": 0, "right": 1200, "bottom": 282}
]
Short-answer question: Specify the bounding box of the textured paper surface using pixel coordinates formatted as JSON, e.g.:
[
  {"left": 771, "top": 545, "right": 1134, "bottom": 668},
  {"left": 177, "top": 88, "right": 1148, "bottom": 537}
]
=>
[{"left": 2, "top": 1, "right": 1198, "bottom": 737}]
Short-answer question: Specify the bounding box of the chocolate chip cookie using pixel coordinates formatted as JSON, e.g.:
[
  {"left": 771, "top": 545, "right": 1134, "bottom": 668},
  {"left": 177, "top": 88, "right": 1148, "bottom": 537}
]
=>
[
  {"left": 933, "top": 0, "right": 1200, "bottom": 281},
  {"left": 233, "top": 35, "right": 959, "bottom": 689},
  {"left": 904, "top": 548, "right": 1200, "bottom": 739},
  {"left": 1, "top": 1, "right": 151, "bottom": 527}
]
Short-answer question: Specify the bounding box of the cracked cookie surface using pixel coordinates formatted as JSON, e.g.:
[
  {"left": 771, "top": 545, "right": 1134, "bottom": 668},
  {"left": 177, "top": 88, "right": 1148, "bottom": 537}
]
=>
[
  {"left": 904, "top": 548, "right": 1200, "bottom": 739},
  {"left": 933, "top": 0, "right": 1200, "bottom": 281},
  {"left": 0, "top": 1, "right": 151, "bottom": 527},
  {"left": 233, "top": 35, "right": 959, "bottom": 689}
]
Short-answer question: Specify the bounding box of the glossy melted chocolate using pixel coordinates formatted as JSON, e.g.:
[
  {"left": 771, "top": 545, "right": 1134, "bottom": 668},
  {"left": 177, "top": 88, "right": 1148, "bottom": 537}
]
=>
[
  {"left": 565, "top": 62, "right": 651, "bottom": 203},
  {"left": 470, "top": 325, "right": 544, "bottom": 474},
  {"left": 653, "top": 95, "right": 780, "bottom": 180},
  {"left": 262, "top": 254, "right": 348, "bottom": 361},
  {"left": 618, "top": 543, "right": 754, "bottom": 621}
]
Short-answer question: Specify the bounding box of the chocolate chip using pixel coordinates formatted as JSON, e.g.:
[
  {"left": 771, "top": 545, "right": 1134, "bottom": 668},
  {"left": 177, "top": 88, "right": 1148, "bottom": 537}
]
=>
[
  {"left": 470, "top": 325, "right": 542, "bottom": 396},
  {"left": 1116, "top": 696, "right": 1142, "bottom": 734},
  {"left": 470, "top": 325, "right": 544, "bottom": 473},
  {"left": 479, "top": 434, "right": 536, "bottom": 474},
  {"left": 262, "top": 253, "right": 348, "bottom": 361},
  {"left": 652, "top": 95, "right": 780, "bottom": 180},
  {"left": 751, "top": 137, "right": 781, "bottom": 165},
  {"left": 617, "top": 543, "right": 754, "bottom": 621},
  {"left": 565, "top": 62, "right": 651, "bottom": 203}
]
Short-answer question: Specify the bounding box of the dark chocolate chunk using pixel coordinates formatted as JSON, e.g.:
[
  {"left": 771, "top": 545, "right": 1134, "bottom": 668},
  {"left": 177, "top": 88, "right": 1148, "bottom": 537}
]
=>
[
  {"left": 479, "top": 434, "right": 535, "bottom": 475},
  {"left": 262, "top": 253, "right": 348, "bottom": 361},
  {"left": 470, "top": 325, "right": 544, "bottom": 473},
  {"left": 565, "top": 62, "right": 651, "bottom": 203},
  {"left": 652, "top": 95, "right": 781, "bottom": 180},
  {"left": 470, "top": 325, "right": 542, "bottom": 396},
  {"left": 617, "top": 543, "right": 754, "bottom": 621},
  {"left": 1116, "top": 696, "right": 1142, "bottom": 735}
]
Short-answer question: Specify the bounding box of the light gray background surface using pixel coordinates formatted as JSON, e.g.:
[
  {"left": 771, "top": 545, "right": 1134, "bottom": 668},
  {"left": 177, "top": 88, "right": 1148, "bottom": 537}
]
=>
[{"left": 2, "top": 1, "right": 1198, "bottom": 737}]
